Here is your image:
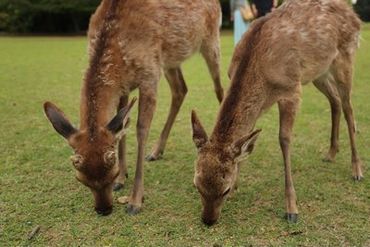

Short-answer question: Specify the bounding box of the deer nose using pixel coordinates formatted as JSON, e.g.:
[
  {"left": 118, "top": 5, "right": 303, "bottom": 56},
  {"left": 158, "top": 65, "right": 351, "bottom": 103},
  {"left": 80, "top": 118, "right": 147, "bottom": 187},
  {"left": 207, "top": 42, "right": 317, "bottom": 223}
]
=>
[
  {"left": 202, "top": 216, "right": 217, "bottom": 226},
  {"left": 95, "top": 206, "right": 113, "bottom": 216}
]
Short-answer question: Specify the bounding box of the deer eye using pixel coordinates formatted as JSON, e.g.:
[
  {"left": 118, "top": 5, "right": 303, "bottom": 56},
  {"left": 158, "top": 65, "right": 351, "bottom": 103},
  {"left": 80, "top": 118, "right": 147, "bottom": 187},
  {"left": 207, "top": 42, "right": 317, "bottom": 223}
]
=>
[{"left": 222, "top": 188, "right": 231, "bottom": 197}]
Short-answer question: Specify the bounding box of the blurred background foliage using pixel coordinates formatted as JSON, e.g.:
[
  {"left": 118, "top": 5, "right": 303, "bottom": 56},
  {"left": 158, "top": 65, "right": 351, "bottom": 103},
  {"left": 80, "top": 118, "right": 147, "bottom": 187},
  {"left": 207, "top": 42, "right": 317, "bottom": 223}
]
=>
[
  {"left": 0, "top": 0, "right": 368, "bottom": 33},
  {"left": 355, "top": 0, "right": 370, "bottom": 21},
  {"left": 0, "top": 0, "right": 100, "bottom": 33}
]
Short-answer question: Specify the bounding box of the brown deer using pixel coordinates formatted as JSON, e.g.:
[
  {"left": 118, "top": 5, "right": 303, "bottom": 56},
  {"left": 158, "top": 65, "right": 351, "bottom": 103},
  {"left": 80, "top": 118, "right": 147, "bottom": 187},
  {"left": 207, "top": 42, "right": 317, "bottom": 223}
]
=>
[
  {"left": 191, "top": 0, "right": 364, "bottom": 225},
  {"left": 44, "top": 0, "right": 223, "bottom": 215}
]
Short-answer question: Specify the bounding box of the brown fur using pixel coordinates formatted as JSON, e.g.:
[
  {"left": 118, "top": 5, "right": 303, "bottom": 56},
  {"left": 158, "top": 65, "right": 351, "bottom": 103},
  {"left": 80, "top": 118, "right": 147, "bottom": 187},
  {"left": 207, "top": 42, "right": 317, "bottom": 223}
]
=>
[
  {"left": 192, "top": 0, "right": 363, "bottom": 225},
  {"left": 215, "top": 18, "right": 267, "bottom": 143},
  {"left": 44, "top": 0, "right": 223, "bottom": 215},
  {"left": 84, "top": 0, "right": 121, "bottom": 139}
]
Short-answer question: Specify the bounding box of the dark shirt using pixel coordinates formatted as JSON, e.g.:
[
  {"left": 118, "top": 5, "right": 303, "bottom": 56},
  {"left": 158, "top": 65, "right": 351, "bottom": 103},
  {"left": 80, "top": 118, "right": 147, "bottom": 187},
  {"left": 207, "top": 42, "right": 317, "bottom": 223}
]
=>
[{"left": 251, "top": 0, "right": 274, "bottom": 17}]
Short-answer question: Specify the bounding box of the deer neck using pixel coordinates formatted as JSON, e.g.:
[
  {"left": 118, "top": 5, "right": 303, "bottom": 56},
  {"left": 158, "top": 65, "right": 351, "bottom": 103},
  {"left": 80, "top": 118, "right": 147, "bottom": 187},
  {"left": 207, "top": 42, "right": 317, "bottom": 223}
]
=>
[
  {"left": 209, "top": 17, "right": 269, "bottom": 147},
  {"left": 79, "top": 0, "right": 127, "bottom": 140},
  {"left": 79, "top": 69, "right": 122, "bottom": 139},
  {"left": 211, "top": 74, "right": 267, "bottom": 146},
  {"left": 79, "top": 35, "right": 126, "bottom": 139}
]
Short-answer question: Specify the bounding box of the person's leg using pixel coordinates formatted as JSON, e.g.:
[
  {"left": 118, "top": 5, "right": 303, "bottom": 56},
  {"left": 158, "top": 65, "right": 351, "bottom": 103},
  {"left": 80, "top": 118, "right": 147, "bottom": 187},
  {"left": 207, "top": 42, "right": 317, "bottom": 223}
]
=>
[
  {"left": 234, "top": 10, "right": 244, "bottom": 46},
  {"left": 234, "top": 10, "right": 249, "bottom": 46}
]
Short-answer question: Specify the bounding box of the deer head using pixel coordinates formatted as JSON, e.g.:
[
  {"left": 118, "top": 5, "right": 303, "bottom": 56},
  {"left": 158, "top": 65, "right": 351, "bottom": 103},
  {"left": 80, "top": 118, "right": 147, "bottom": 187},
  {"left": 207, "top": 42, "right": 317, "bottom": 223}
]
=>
[
  {"left": 43, "top": 98, "right": 136, "bottom": 215},
  {"left": 191, "top": 111, "right": 261, "bottom": 225}
]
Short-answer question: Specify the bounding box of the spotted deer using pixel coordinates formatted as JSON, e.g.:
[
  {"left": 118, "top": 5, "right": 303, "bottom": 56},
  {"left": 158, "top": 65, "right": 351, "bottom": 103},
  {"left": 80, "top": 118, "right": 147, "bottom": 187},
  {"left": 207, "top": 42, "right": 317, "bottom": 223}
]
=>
[
  {"left": 191, "top": 0, "right": 363, "bottom": 225},
  {"left": 44, "top": 0, "right": 223, "bottom": 215}
]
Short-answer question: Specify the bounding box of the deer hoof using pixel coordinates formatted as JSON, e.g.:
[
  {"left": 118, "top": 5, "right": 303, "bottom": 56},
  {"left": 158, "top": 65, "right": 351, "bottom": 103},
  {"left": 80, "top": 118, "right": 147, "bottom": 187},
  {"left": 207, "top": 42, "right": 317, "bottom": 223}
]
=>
[
  {"left": 353, "top": 175, "right": 364, "bottom": 181},
  {"left": 285, "top": 213, "right": 298, "bottom": 223},
  {"left": 322, "top": 157, "right": 334, "bottom": 163},
  {"left": 113, "top": 183, "right": 124, "bottom": 191},
  {"left": 145, "top": 152, "right": 163, "bottom": 162},
  {"left": 127, "top": 204, "right": 141, "bottom": 215}
]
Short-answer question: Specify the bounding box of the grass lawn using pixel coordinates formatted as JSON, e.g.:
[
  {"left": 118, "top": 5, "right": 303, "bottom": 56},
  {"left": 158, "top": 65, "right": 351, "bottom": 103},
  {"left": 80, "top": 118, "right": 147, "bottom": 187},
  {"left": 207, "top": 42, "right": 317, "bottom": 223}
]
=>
[{"left": 0, "top": 25, "right": 369, "bottom": 246}]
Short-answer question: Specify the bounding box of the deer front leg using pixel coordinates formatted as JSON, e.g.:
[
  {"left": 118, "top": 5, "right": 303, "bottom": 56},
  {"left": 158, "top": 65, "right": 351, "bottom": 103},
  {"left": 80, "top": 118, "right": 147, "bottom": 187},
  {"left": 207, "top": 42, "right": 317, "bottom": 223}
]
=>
[
  {"left": 278, "top": 99, "right": 299, "bottom": 223},
  {"left": 126, "top": 84, "right": 157, "bottom": 215},
  {"left": 114, "top": 96, "right": 129, "bottom": 191},
  {"left": 229, "top": 163, "right": 241, "bottom": 199}
]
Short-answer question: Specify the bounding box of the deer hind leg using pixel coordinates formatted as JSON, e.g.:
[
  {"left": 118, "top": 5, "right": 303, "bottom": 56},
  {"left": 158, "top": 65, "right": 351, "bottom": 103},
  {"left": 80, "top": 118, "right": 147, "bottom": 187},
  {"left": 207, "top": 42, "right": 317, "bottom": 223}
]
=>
[
  {"left": 125, "top": 79, "right": 158, "bottom": 215},
  {"left": 332, "top": 56, "right": 363, "bottom": 181},
  {"left": 313, "top": 74, "right": 341, "bottom": 163},
  {"left": 201, "top": 38, "right": 224, "bottom": 103},
  {"left": 278, "top": 98, "right": 300, "bottom": 223},
  {"left": 114, "top": 95, "right": 129, "bottom": 191},
  {"left": 146, "top": 68, "right": 188, "bottom": 161}
]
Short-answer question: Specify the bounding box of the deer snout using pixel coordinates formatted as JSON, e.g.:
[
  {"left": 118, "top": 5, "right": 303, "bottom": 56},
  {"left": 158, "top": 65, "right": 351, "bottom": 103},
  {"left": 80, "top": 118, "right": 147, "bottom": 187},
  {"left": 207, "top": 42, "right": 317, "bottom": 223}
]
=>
[
  {"left": 202, "top": 215, "right": 218, "bottom": 226},
  {"left": 201, "top": 205, "right": 221, "bottom": 226},
  {"left": 95, "top": 205, "right": 113, "bottom": 216},
  {"left": 91, "top": 186, "right": 113, "bottom": 216}
]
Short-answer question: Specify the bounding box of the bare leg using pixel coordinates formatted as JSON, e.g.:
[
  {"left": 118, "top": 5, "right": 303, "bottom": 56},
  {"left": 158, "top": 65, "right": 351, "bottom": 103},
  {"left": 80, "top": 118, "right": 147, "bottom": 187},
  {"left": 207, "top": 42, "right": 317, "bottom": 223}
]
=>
[
  {"left": 313, "top": 75, "right": 341, "bottom": 162},
  {"left": 201, "top": 39, "right": 224, "bottom": 103},
  {"left": 333, "top": 58, "right": 363, "bottom": 180},
  {"left": 127, "top": 83, "right": 158, "bottom": 215},
  {"left": 278, "top": 98, "right": 299, "bottom": 223},
  {"left": 146, "top": 68, "right": 188, "bottom": 161},
  {"left": 113, "top": 96, "right": 129, "bottom": 191}
]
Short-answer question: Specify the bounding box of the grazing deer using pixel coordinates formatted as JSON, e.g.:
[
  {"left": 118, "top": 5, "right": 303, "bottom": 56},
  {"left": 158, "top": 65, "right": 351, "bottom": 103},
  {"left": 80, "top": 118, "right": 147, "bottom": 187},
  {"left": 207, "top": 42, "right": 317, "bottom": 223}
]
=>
[
  {"left": 44, "top": 0, "right": 223, "bottom": 215},
  {"left": 191, "top": 0, "right": 363, "bottom": 225}
]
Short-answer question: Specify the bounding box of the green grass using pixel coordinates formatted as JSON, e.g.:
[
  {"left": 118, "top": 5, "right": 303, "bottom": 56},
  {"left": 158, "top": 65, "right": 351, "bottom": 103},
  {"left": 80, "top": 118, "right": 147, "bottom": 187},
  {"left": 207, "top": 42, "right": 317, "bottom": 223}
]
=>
[{"left": 0, "top": 26, "right": 369, "bottom": 246}]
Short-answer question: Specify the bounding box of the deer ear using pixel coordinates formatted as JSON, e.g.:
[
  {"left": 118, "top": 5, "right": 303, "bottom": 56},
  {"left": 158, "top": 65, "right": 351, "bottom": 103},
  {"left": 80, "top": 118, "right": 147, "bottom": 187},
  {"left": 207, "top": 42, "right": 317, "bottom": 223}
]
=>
[
  {"left": 191, "top": 110, "right": 208, "bottom": 149},
  {"left": 231, "top": 129, "right": 261, "bottom": 160},
  {"left": 107, "top": 97, "right": 137, "bottom": 137},
  {"left": 44, "top": 102, "right": 77, "bottom": 139}
]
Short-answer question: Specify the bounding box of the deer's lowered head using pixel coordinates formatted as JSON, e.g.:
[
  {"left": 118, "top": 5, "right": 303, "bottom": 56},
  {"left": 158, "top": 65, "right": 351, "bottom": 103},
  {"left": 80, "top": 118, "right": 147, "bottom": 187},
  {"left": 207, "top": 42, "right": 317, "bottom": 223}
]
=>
[
  {"left": 43, "top": 98, "right": 136, "bottom": 216},
  {"left": 191, "top": 111, "right": 261, "bottom": 225}
]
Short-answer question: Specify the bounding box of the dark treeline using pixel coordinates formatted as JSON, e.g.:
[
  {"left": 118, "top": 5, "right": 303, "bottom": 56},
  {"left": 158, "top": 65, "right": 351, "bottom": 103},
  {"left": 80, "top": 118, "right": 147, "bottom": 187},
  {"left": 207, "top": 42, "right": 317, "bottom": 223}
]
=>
[
  {"left": 0, "top": 0, "right": 100, "bottom": 33},
  {"left": 355, "top": 0, "right": 370, "bottom": 21},
  {"left": 0, "top": 0, "right": 369, "bottom": 33}
]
